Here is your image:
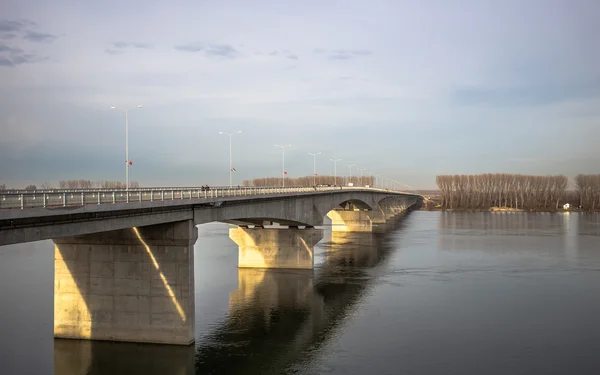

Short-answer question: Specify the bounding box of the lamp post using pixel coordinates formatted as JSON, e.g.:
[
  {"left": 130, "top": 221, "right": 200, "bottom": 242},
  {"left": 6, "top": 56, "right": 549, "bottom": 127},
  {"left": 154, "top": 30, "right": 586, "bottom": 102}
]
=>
[
  {"left": 275, "top": 144, "right": 291, "bottom": 187},
  {"left": 356, "top": 168, "right": 366, "bottom": 186},
  {"left": 366, "top": 171, "right": 375, "bottom": 187},
  {"left": 347, "top": 164, "right": 356, "bottom": 186},
  {"left": 219, "top": 130, "right": 242, "bottom": 188},
  {"left": 111, "top": 104, "right": 143, "bottom": 190},
  {"left": 330, "top": 158, "right": 342, "bottom": 186},
  {"left": 308, "top": 152, "right": 321, "bottom": 186}
]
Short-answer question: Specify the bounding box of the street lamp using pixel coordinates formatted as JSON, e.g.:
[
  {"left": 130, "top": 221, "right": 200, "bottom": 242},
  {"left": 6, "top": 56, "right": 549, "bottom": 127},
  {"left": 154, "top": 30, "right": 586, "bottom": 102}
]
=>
[
  {"left": 308, "top": 152, "right": 321, "bottom": 186},
  {"left": 356, "top": 167, "right": 366, "bottom": 186},
  {"left": 347, "top": 164, "right": 356, "bottom": 186},
  {"left": 330, "top": 158, "right": 342, "bottom": 186},
  {"left": 365, "top": 171, "right": 372, "bottom": 186},
  {"left": 275, "top": 144, "right": 291, "bottom": 187},
  {"left": 111, "top": 104, "right": 143, "bottom": 190},
  {"left": 219, "top": 130, "right": 242, "bottom": 188}
]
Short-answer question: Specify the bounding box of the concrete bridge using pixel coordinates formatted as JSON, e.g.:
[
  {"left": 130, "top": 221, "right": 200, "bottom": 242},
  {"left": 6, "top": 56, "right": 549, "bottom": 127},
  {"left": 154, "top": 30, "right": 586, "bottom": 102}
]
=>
[{"left": 0, "top": 186, "right": 421, "bottom": 346}]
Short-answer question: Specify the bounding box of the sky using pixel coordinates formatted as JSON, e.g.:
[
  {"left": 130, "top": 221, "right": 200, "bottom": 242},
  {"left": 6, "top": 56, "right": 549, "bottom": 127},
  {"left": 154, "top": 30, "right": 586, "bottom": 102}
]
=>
[{"left": 0, "top": 0, "right": 598, "bottom": 189}]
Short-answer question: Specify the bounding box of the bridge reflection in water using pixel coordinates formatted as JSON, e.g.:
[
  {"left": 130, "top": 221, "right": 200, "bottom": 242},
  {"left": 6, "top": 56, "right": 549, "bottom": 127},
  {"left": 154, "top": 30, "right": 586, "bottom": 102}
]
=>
[{"left": 54, "top": 221, "right": 407, "bottom": 375}]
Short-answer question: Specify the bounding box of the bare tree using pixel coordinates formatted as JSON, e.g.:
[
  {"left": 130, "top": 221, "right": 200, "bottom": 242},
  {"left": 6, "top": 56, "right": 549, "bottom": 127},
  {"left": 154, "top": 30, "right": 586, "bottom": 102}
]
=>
[
  {"left": 436, "top": 174, "right": 569, "bottom": 210},
  {"left": 575, "top": 174, "right": 600, "bottom": 210},
  {"left": 24, "top": 184, "right": 37, "bottom": 190},
  {"left": 56, "top": 179, "right": 140, "bottom": 189},
  {"left": 242, "top": 175, "right": 375, "bottom": 188},
  {"left": 0, "top": 184, "right": 6, "bottom": 190},
  {"left": 40, "top": 181, "right": 53, "bottom": 189}
]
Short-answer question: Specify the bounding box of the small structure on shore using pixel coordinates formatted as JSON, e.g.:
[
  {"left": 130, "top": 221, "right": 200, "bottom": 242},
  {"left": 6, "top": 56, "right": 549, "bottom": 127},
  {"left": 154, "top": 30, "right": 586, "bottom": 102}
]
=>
[{"left": 563, "top": 203, "right": 571, "bottom": 210}]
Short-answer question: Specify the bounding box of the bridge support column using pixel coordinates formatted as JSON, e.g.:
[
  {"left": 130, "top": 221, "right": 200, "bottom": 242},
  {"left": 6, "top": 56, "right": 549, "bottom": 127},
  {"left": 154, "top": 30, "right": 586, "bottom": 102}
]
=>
[
  {"left": 229, "top": 227, "right": 323, "bottom": 269},
  {"left": 327, "top": 210, "right": 374, "bottom": 232},
  {"left": 53, "top": 220, "right": 197, "bottom": 345},
  {"left": 328, "top": 203, "right": 411, "bottom": 233}
]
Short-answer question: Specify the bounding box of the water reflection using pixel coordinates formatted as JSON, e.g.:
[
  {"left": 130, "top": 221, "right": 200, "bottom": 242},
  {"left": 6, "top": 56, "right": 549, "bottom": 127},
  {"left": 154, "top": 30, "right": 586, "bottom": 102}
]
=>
[
  {"left": 436, "top": 212, "right": 600, "bottom": 278},
  {"left": 439, "top": 211, "right": 570, "bottom": 236},
  {"left": 437, "top": 212, "right": 572, "bottom": 254},
  {"left": 193, "top": 230, "right": 397, "bottom": 374},
  {"left": 55, "top": 339, "right": 195, "bottom": 375}
]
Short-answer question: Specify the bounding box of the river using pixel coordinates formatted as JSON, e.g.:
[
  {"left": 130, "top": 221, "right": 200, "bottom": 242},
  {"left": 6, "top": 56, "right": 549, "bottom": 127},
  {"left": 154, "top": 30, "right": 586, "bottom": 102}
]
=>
[{"left": 1, "top": 211, "right": 599, "bottom": 374}]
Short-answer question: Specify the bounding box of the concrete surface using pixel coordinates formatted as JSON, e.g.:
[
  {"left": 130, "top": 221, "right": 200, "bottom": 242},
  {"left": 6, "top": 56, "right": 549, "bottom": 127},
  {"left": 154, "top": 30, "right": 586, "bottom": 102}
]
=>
[{"left": 53, "top": 220, "right": 196, "bottom": 345}]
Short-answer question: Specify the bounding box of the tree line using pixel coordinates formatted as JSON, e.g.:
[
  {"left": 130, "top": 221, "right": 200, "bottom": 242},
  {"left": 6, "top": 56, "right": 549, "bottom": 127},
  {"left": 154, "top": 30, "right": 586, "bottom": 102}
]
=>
[
  {"left": 574, "top": 174, "right": 600, "bottom": 210},
  {"left": 0, "top": 180, "right": 140, "bottom": 191},
  {"left": 242, "top": 175, "right": 375, "bottom": 187},
  {"left": 436, "top": 173, "right": 600, "bottom": 211},
  {"left": 57, "top": 180, "right": 140, "bottom": 189}
]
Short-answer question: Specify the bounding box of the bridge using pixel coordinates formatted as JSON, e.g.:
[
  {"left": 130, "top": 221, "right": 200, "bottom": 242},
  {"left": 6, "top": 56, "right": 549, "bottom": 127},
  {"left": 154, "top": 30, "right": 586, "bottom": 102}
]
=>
[{"left": 0, "top": 186, "right": 421, "bottom": 346}]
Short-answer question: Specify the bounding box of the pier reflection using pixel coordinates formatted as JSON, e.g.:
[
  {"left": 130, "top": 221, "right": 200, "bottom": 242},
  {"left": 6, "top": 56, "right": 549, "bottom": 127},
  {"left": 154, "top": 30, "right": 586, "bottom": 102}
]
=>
[
  {"left": 194, "top": 230, "right": 395, "bottom": 374},
  {"left": 54, "top": 338, "right": 195, "bottom": 375}
]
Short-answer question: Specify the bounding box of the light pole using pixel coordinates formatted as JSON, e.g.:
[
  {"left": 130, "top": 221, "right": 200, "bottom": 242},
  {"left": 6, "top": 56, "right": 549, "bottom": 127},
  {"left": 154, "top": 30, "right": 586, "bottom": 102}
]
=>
[
  {"left": 347, "top": 164, "right": 355, "bottom": 186},
  {"left": 356, "top": 168, "right": 366, "bottom": 186},
  {"left": 330, "top": 158, "right": 342, "bottom": 186},
  {"left": 308, "top": 152, "right": 321, "bottom": 186},
  {"left": 366, "top": 171, "right": 375, "bottom": 186},
  {"left": 219, "top": 130, "right": 242, "bottom": 188},
  {"left": 275, "top": 144, "right": 291, "bottom": 187},
  {"left": 382, "top": 176, "right": 389, "bottom": 190},
  {"left": 111, "top": 104, "right": 143, "bottom": 190}
]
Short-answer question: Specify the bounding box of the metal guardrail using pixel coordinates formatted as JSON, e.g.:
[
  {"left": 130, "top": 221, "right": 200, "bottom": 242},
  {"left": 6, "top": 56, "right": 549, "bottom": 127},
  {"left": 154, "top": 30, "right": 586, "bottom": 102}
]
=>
[{"left": 0, "top": 186, "right": 405, "bottom": 210}]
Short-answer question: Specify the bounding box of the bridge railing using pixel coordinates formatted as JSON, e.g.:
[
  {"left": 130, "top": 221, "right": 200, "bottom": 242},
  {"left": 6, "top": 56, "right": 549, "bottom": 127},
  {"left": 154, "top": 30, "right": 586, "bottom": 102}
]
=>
[{"left": 0, "top": 185, "right": 405, "bottom": 210}]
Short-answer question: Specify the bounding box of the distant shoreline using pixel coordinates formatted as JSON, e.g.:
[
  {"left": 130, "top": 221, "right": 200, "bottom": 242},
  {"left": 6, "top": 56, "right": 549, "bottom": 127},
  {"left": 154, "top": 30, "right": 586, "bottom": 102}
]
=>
[{"left": 420, "top": 207, "right": 600, "bottom": 213}]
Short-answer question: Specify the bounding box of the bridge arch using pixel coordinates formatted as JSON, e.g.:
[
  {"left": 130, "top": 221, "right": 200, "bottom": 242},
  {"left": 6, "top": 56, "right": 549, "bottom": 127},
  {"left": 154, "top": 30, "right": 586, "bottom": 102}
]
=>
[{"left": 194, "top": 191, "right": 410, "bottom": 227}]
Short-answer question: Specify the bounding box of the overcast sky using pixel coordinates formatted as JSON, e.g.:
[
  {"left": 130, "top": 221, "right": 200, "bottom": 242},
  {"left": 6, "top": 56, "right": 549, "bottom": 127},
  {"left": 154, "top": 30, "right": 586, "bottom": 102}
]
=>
[{"left": 1, "top": 0, "right": 598, "bottom": 189}]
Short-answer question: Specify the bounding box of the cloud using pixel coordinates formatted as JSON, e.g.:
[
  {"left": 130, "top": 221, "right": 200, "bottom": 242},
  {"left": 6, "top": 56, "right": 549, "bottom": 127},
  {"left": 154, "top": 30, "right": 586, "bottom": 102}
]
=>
[
  {"left": 327, "top": 49, "right": 372, "bottom": 60},
  {"left": 0, "top": 19, "right": 57, "bottom": 44},
  {"left": 204, "top": 44, "right": 239, "bottom": 59},
  {"left": 0, "top": 19, "right": 36, "bottom": 33},
  {"left": 105, "top": 41, "right": 153, "bottom": 54},
  {"left": 0, "top": 20, "right": 55, "bottom": 67},
  {"left": 23, "top": 31, "right": 56, "bottom": 43},
  {"left": 104, "top": 48, "right": 124, "bottom": 55},
  {"left": 265, "top": 49, "right": 299, "bottom": 60},
  {"left": 0, "top": 41, "right": 47, "bottom": 67},
  {"left": 111, "top": 41, "right": 153, "bottom": 49},
  {"left": 174, "top": 42, "right": 239, "bottom": 59},
  {"left": 0, "top": 51, "right": 46, "bottom": 67},
  {"left": 0, "top": 57, "right": 13, "bottom": 66},
  {"left": 174, "top": 42, "right": 204, "bottom": 52},
  {"left": 131, "top": 42, "right": 152, "bottom": 49},
  {"left": 0, "top": 43, "right": 23, "bottom": 54},
  {"left": 312, "top": 48, "right": 372, "bottom": 60}
]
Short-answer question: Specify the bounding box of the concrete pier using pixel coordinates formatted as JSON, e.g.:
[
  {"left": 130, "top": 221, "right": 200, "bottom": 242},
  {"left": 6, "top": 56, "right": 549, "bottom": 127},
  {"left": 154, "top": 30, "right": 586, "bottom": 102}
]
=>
[
  {"left": 327, "top": 210, "right": 373, "bottom": 232},
  {"left": 327, "top": 204, "right": 408, "bottom": 233},
  {"left": 53, "top": 220, "right": 197, "bottom": 345},
  {"left": 229, "top": 227, "right": 324, "bottom": 269}
]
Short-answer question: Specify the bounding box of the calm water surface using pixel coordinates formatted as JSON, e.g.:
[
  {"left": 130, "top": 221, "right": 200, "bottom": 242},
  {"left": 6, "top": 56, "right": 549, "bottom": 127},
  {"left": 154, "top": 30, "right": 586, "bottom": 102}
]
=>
[{"left": 1, "top": 212, "right": 600, "bottom": 374}]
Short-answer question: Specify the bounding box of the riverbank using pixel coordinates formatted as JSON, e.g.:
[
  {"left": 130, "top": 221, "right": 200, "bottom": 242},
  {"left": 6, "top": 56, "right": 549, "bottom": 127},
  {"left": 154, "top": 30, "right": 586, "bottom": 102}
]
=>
[{"left": 420, "top": 207, "right": 599, "bottom": 213}]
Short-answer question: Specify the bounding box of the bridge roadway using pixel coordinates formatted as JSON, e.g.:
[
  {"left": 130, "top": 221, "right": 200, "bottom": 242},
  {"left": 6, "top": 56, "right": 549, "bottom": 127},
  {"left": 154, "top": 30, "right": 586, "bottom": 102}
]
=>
[
  {"left": 0, "top": 186, "right": 420, "bottom": 246},
  {"left": 0, "top": 185, "right": 421, "bottom": 346}
]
